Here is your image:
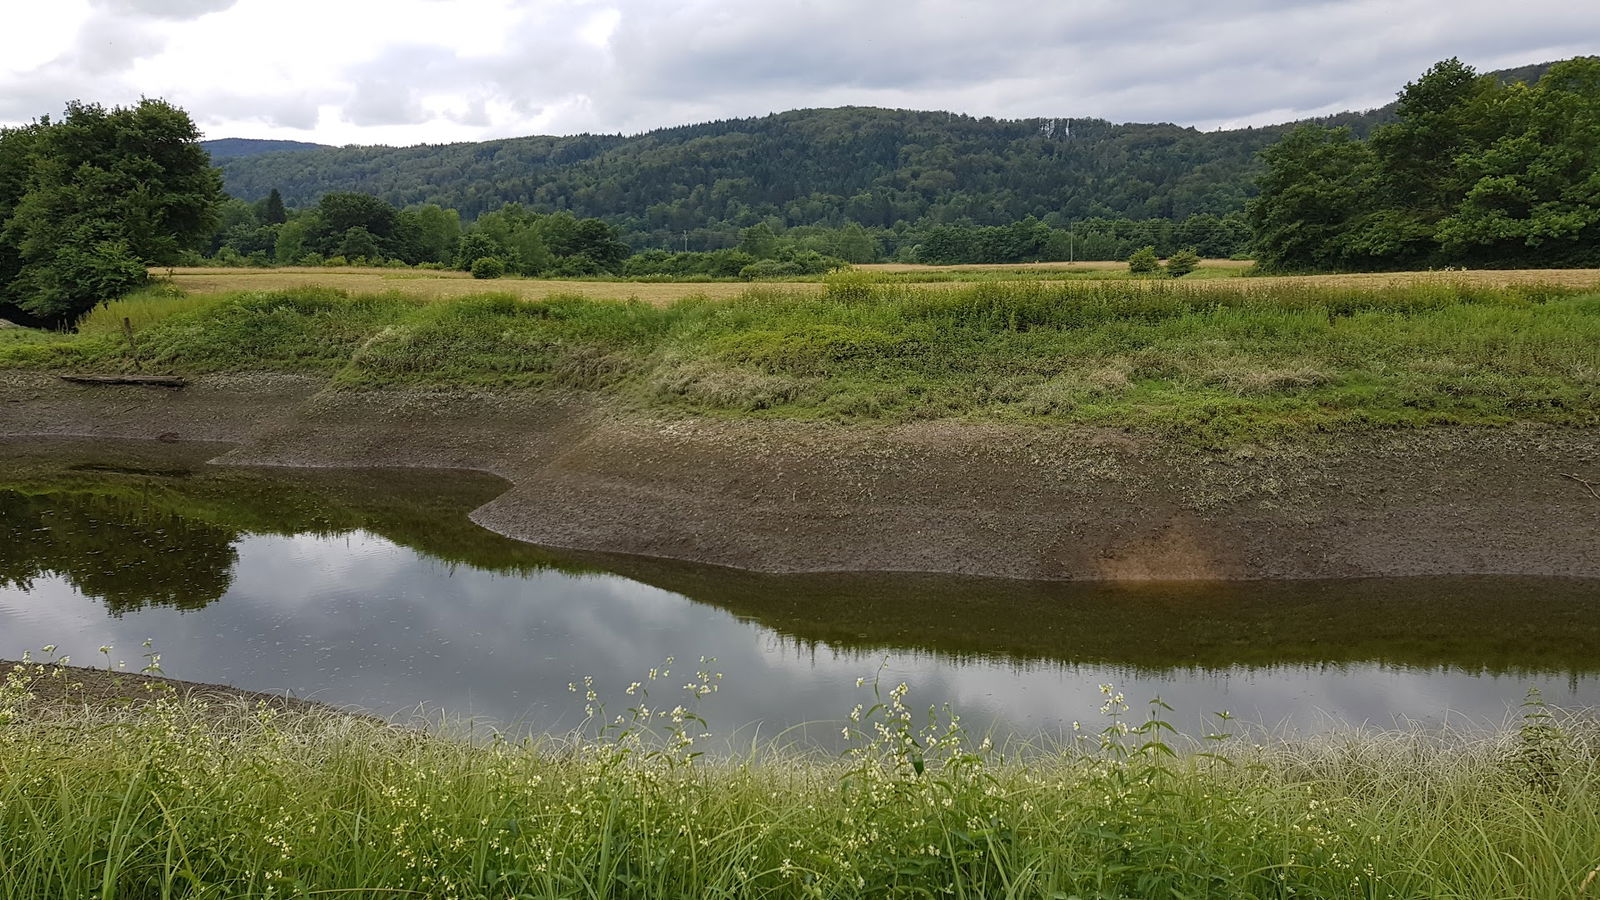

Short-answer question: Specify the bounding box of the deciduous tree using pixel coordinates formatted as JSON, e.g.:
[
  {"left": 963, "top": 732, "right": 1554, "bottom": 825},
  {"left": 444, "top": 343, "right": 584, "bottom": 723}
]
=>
[{"left": 0, "top": 99, "right": 221, "bottom": 326}]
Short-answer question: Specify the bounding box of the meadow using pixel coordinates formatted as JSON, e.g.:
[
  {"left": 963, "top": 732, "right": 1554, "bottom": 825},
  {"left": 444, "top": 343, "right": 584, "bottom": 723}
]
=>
[
  {"left": 5, "top": 275, "right": 1600, "bottom": 444},
  {"left": 150, "top": 263, "right": 1600, "bottom": 304},
  {"left": 4, "top": 655, "right": 1599, "bottom": 898}
]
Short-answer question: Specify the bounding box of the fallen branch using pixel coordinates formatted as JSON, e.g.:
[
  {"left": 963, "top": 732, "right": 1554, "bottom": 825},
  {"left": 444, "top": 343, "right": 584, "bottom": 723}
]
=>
[
  {"left": 58, "top": 374, "right": 187, "bottom": 388},
  {"left": 1561, "top": 473, "right": 1600, "bottom": 501}
]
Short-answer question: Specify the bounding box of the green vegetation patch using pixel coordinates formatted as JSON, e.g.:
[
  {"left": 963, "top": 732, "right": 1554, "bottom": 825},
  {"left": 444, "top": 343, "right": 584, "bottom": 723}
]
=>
[
  {"left": 5, "top": 280, "right": 1597, "bottom": 444},
  {"left": 3, "top": 664, "right": 1599, "bottom": 898}
]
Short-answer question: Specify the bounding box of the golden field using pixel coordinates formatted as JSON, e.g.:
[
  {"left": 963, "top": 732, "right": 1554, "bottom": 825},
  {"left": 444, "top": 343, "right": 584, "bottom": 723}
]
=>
[{"left": 151, "top": 264, "right": 1600, "bottom": 306}]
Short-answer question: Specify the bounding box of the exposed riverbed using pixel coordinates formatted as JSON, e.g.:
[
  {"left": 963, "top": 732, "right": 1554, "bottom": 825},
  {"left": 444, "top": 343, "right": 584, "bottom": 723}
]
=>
[{"left": 4, "top": 437, "right": 1598, "bottom": 742}]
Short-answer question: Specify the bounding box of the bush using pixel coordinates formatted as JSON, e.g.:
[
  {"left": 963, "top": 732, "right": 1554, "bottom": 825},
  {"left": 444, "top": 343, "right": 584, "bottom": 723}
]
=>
[
  {"left": 1128, "top": 245, "right": 1161, "bottom": 275},
  {"left": 1166, "top": 248, "right": 1201, "bottom": 278},
  {"left": 15, "top": 238, "right": 151, "bottom": 325},
  {"left": 454, "top": 233, "right": 506, "bottom": 271},
  {"left": 470, "top": 256, "right": 506, "bottom": 279},
  {"left": 740, "top": 259, "right": 805, "bottom": 279},
  {"left": 548, "top": 254, "right": 602, "bottom": 277}
]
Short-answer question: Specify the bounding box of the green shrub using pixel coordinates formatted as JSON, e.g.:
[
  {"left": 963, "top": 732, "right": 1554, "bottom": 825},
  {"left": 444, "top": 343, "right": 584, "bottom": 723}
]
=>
[
  {"left": 470, "top": 256, "right": 507, "bottom": 279},
  {"left": 1128, "top": 245, "right": 1161, "bottom": 274},
  {"left": 1166, "top": 248, "right": 1201, "bottom": 278},
  {"left": 740, "top": 259, "right": 805, "bottom": 279}
]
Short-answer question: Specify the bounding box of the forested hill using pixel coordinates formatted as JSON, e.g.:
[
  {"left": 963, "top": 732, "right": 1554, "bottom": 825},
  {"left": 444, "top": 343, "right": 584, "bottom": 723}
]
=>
[
  {"left": 202, "top": 138, "right": 328, "bottom": 160},
  {"left": 204, "top": 60, "right": 1563, "bottom": 246}
]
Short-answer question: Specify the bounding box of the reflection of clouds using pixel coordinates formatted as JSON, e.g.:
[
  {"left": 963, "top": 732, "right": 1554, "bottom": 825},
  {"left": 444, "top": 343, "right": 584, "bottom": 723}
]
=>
[{"left": 3, "top": 531, "right": 1596, "bottom": 746}]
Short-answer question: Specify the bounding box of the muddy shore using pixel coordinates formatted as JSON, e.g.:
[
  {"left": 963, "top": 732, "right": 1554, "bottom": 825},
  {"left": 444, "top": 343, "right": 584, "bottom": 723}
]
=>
[
  {"left": 1, "top": 658, "right": 339, "bottom": 715},
  {"left": 2, "top": 369, "right": 1596, "bottom": 580}
]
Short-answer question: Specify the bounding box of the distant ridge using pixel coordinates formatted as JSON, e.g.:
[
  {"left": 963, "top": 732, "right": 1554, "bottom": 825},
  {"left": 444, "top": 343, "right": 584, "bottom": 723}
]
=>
[
  {"left": 202, "top": 137, "right": 329, "bottom": 160},
  {"left": 203, "top": 59, "right": 1572, "bottom": 242}
]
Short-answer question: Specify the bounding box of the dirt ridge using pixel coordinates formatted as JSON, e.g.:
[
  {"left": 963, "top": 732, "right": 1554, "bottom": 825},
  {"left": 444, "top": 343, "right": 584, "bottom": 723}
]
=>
[{"left": 2, "top": 369, "right": 1596, "bottom": 580}]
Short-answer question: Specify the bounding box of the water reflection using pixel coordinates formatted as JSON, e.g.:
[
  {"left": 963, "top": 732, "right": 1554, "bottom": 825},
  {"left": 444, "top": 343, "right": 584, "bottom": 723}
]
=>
[{"left": 3, "top": 437, "right": 1599, "bottom": 740}]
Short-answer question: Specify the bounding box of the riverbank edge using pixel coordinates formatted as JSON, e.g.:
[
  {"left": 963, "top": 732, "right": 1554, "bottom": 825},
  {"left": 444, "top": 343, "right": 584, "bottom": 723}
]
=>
[
  {"left": 1, "top": 657, "right": 345, "bottom": 716},
  {"left": 3, "top": 369, "right": 1597, "bottom": 580}
]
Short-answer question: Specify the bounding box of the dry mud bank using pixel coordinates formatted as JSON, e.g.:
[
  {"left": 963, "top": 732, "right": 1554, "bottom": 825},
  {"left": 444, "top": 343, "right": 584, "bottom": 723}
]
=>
[{"left": 2, "top": 370, "right": 1596, "bottom": 580}]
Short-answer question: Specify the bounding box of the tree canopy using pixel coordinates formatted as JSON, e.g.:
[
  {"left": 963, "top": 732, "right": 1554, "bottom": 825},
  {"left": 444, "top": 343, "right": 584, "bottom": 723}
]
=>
[
  {"left": 0, "top": 99, "right": 222, "bottom": 326},
  {"left": 207, "top": 101, "right": 1407, "bottom": 249},
  {"left": 1250, "top": 57, "right": 1600, "bottom": 270}
]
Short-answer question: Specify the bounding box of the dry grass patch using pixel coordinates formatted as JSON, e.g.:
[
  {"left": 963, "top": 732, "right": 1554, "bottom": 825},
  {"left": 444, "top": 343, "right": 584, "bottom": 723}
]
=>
[
  {"left": 154, "top": 266, "right": 816, "bottom": 305},
  {"left": 152, "top": 265, "right": 1600, "bottom": 305},
  {"left": 856, "top": 259, "right": 1254, "bottom": 273}
]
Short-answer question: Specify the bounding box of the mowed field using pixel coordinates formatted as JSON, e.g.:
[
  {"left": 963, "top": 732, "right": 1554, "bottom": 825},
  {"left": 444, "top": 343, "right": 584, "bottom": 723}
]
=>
[
  {"left": 854, "top": 258, "right": 1255, "bottom": 272},
  {"left": 153, "top": 264, "right": 1600, "bottom": 305},
  {"left": 154, "top": 267, "right": 765, "bottom": 304}
]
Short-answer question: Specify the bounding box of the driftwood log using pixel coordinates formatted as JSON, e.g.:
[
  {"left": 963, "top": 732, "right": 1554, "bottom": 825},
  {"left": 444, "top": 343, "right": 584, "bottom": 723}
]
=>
[{"left": 58, "top": 374, "right": 187, "bottom": 388}]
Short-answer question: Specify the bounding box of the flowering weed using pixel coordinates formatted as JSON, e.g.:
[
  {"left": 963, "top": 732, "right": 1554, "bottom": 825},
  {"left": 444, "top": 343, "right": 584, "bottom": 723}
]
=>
[{"left": 2, "top": 657, "right": 1598, "bottom": 898}]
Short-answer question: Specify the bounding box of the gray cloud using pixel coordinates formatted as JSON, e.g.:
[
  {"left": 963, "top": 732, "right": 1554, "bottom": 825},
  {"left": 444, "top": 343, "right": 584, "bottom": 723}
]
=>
[
  {"left": 90, "top": 0, "right": 240, "bottom": 20},
  {"left": 63, "top": 16, "right": 166, "bottom": 75},
  {"left": 3, "top": 0, "right": 1595, "bottom": 142}
]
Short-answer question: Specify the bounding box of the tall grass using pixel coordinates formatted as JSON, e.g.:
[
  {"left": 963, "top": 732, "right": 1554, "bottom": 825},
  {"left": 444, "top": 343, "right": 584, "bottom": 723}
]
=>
[
  {"left": 76, "top": 285, "right": 223, "bottom": 337},
  {"left": 3, "top": 280, "right": 1597, "bottom": 443},
  {"left": 4, "top": 657, "right": 1600, "bottom": 898}
]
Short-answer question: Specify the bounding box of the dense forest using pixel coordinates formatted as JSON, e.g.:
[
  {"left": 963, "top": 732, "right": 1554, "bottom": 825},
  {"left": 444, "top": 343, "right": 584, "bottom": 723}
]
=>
[
  {"left": 203, "top": 60, "right": 1566, "bottom": 263},
  {"left": 1250, "top": 57, "right": 1600, "bottom": 269},
  {"left": 207, "top": 109, "right": 1405, "bottom": 254}
]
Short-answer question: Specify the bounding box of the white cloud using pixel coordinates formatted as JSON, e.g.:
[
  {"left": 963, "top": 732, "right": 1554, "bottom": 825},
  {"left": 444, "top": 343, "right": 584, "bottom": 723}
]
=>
[{"left": 1, "top": 0, "right": 1594, "bottom": 144}]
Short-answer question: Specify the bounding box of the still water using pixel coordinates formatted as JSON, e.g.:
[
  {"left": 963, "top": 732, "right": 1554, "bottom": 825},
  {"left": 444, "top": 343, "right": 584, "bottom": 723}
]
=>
[{"left": 4, "top": 438, "right": 1600, "bottom": 742}]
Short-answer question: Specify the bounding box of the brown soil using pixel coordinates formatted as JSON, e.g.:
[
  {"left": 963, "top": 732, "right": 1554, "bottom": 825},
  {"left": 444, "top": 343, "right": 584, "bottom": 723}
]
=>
[
  {"left": 2, "top": 658, "right": 337, "bottom": 715},
  {"left": 2, "top": 370, "right": 1597, "bottom": 580}
]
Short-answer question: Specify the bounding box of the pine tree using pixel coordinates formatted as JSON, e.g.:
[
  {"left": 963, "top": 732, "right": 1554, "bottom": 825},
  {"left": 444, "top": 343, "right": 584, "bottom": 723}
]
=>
[{"left": 263, "top": 188, "right": 287, "bottom": 225}]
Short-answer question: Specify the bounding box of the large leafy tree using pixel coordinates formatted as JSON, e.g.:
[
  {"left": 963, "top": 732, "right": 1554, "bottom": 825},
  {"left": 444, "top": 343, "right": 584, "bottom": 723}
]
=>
[
  {"left": 1435, "top": 57, "right": 1600, "bottom": 265},
  {"left": 1246, "top": 126, "right": 1378, "bottom": 270},
  {"left": 1250, "top": 57, "right": 1600, "bottom": 270},
  {"left": 0, "top": 99, "right": 222, "bottom": 326}
]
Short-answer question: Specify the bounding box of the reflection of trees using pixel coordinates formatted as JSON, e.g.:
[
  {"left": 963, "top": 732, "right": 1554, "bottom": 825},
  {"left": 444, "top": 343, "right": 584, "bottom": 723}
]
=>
[
  {"left": 0, "top": 490, "right": 239, "bottom": 615},
  {"left": 595, "top": 556, "right": 1600, "bottom": 676}
]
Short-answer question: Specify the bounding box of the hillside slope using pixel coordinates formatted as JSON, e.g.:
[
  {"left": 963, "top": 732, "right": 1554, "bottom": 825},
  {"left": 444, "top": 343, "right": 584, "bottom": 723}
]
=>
[{"left": 206, "top": 60, "right": 1564, "bottom": 238}]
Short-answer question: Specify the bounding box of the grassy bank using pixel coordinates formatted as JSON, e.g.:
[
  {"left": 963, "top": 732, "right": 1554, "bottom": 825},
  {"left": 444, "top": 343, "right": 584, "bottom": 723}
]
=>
[
  {"left": 3, "top": 658, "right": 1599, "bottom": 898},
  {"left": 4, "top": 277, "right": 1598, "bottom": 443}
]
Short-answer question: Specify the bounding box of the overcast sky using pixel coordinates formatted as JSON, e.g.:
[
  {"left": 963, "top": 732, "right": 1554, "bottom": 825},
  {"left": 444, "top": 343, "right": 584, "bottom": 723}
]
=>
[{"left": 1, "top": 0, "right": 1594, "bottom": 146}]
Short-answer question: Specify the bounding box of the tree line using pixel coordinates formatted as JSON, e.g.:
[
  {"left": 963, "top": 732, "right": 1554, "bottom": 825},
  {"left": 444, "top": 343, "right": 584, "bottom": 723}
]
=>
[
  {"left": 209, "top": 197, "right": 1252, "bottom": 271},
  {"left": 210, "top": 107, "right": 1386, "bottom": 235},
  {"left": 1250, "top": 57, "right": 1599, "bottom": 270}
]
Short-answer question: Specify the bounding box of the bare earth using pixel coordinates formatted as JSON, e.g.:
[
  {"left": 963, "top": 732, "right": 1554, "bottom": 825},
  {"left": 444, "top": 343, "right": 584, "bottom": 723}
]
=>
[
  {"left": 3, "top": 370, "right": 1597, "bottom": 580},
  {"left": 1, "top": 658, "right": 337, "bottom": 714}
]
